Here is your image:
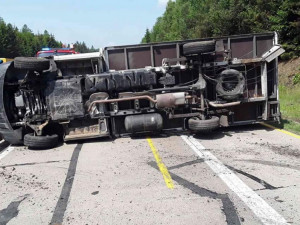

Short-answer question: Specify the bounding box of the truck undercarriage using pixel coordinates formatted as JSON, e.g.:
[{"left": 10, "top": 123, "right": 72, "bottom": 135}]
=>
[{"left": 0, "top": 32, "right": 284, "bottom": 148}]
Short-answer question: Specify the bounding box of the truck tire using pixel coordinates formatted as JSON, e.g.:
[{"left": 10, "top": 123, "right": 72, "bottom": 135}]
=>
[
  {"left": 188, "top": 116, "right": 220, "bottom": 132},
  {"left": 216, "top": 69, "right": 245, "bottom": 100},
  {"left": 24, "top": 133, "right": 58, "bottom": 149},
  {"left": 14, "top": 57, "right": 50, "bottom": 71},
  {"left": 183, "top": 40, "right": 216, "bottom": 56}
]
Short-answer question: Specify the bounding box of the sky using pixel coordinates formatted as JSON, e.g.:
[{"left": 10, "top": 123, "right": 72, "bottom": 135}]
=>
[{"left": 0, "top": 0, "right": 170, "bottom": 48}]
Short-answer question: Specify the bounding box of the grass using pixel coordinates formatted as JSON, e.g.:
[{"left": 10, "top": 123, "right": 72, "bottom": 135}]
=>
[{"left": 277, "top": 85, "right": 300, "bottom": 135}]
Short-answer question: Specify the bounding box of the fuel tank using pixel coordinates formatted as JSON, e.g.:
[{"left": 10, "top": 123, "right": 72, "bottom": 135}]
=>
[{"left": 124, "top": 113, "right": 163, "bottom": 133}]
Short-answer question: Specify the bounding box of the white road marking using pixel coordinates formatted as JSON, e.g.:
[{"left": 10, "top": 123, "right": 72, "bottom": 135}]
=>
[
  {"left": 181, "top": 135, "right": 288, "bottom": 225},
  {"left": 0, "top": 146, "right": 14, "bottom": 161}
]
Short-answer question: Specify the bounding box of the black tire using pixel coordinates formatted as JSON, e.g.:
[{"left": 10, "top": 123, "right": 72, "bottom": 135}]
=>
[
  {"left": 216, "top": 69, "right": 245, "bottom": 100},
  {"left": 188, "top": 116, "right": 220, "bottom": 132},
  {"left": 14, "top": 57, "right": 50, "bottom": 71},
  {"left": 24, "top": 133, "right": 58, "bottom": 149},
  {"left": 183, "top": 40, "right": 216, "bottom": 56}
]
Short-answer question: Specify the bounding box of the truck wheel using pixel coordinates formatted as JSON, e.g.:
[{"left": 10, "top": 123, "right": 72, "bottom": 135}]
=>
[
  {"left": 188, "top": 116, "right": 220, "bottom": 132},
  {"left": 183, "top": 40, "right": 216, "bottom": 56},
  {"left": 24, "top": 133, "right": 58, "bottom": 149},
  {"left": 14, "top": 57, "right": 50, "bottom": 71},
  {"left": 216, "top": 69, "right": 245, "bottom": 100}
]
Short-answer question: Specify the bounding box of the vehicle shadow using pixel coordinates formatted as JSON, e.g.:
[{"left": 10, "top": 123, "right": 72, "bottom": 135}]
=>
[
  {"left": 193, "top": 123, "right": 278, "bottom": 140},
  {"left": 65, "top": 136, "right": 115, "bottom": 145},
  {"left": 0, "top": 140, "right": 10, "bottom": 152},
  {"left": 61, "top": 123, "right": 278, "bottom": 145},
  {"left": 193, "top": 130, "right": 225, "bottom": 140},
  {"left": 27, "top": 141, "right": 65, "bottom": 151}
]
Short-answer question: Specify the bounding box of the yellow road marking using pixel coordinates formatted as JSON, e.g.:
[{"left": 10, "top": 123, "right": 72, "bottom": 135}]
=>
[
  {"left": 261, "top": 122, "right": 300, "bottom": 139},
  {"left": 147, "top": 137, "right": 174, "bottom": 189}
]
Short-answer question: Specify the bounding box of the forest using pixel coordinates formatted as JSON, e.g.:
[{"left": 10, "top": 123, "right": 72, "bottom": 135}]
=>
[
  {"left": 0, "top": 17, "right": 96, "bottom": 58},
  {"left": 142, "top": 0, "right": 300, "bottom": 59}
]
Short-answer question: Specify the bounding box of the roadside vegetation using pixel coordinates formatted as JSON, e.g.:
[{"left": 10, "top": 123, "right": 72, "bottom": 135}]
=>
[
  {"left": 142, "top": 0, "right": 300, "bottom": 60},
  {"left": 0, "top": 17, "right": 97, "bottom": 57},
  {"left": 278, "top": 58, "right": 300, "bottom": 134}
]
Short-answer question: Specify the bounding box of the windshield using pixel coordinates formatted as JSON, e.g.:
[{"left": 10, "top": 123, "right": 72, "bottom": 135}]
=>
[{"left": 37, "top": 52, "right": 73, "bottom": 57}]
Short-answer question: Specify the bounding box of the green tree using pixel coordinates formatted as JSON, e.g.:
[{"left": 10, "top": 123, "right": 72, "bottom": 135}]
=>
[
  {"left": 141, "top": 28, "right": 151, "bottom": 43},
  {"left": 270, "top": 0, "right": 300, "bottom": 58},
  {"left": 0, "top": 17, "right": 96, "bottom": 57},
  {"left": 142, "top": 0, "right": 300, "bottom": 58}
]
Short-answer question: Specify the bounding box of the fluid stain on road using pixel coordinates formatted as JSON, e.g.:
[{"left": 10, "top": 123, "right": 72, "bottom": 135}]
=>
[
  {"left": 0, "top": 194, "right": 29, "bottom": 225},
  {"left": 238, "top": 159, "right": 300, "bottom": 171},
  {"left": 256, "top": 142, "right": 300, "bottom": 158}
]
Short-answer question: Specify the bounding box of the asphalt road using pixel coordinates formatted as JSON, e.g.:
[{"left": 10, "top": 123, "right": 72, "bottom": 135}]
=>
[{"left": 0, "top": 124, "right": 300, "bottom": 225}]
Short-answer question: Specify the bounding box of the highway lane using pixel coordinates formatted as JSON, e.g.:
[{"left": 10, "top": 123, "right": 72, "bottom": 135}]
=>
[{"left": 0, "top": 124, "right": 299, "bottom": 225}]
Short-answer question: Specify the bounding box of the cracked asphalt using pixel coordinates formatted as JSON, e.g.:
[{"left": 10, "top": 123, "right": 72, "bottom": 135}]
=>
[{"left": 0, "top": 124, "right": 300, "bottom": 225}]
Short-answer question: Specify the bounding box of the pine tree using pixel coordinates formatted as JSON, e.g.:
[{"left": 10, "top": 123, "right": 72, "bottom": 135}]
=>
[{"left": 142, "top": 29, "right": 151, "bottom": 43}]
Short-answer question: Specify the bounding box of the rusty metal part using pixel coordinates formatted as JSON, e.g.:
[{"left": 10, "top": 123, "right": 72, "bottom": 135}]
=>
[
  {"left": 88, "top": 95, "right": 157, "bottom": 112},
  {"left": 65, "top": 119, "right": 109, "bottom": 141},
  {"left": 27, "top": 120, "right": 49, "bottom": 136},
  {"left": 232, "top": 58, "right": 263, "bottom": 64},
  {"left": 156, "top": 92, "right": 185, "bottom": 108},
  {"left": 162, "top": 57, "right": 187, "bottom": 65},
  {"left": 58, "top": 120, "right": 70, "bottom": 124},
  {"left": 169, "top": 112, "right": 200, "bottom": 119},
  {"left": 208, "top": 101, "right": 241, "bottom": 108},
  {"left": 64, "top": 132, "right": 108, "bottom": 141}
]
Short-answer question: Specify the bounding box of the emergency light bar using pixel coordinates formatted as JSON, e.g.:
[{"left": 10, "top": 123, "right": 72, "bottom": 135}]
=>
[{"left": 41, "top": 48, "right": 72, "bottom": 51}]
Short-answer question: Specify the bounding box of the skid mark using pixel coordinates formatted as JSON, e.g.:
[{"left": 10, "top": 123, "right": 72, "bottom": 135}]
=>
[
  {"left": 168, "top": 158, "right": 204, "bottom": 170},
  {"left": 181, "top": 135, "right": 288, "bottom": 225},
  {"left": 225, "top": 165, "right": 278, "bottom": 190},
  {"left": 148, "top": 162, "right": 241, "bottom": 225},
  {"left": 50, "top": 144, "right": 83, "bottom": 225}
]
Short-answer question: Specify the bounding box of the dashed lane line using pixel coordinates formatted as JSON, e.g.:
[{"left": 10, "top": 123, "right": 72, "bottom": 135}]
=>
[
  {"left": 147, "top": 137, "right": 174, "bottom": 189},
  {"left": 0, "top": 146, "right": 14, "bottom": 161},
  {"left": 261, "top": 122, "right": 300, "bottom": 139},
  {"left": 181, "top": 135, "right": 288, "bottom": 225}
]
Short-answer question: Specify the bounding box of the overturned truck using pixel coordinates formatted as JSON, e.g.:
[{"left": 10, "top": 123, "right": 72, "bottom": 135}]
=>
[{"left": 0, "top": 32, "right": 284, "bottom": 148}]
